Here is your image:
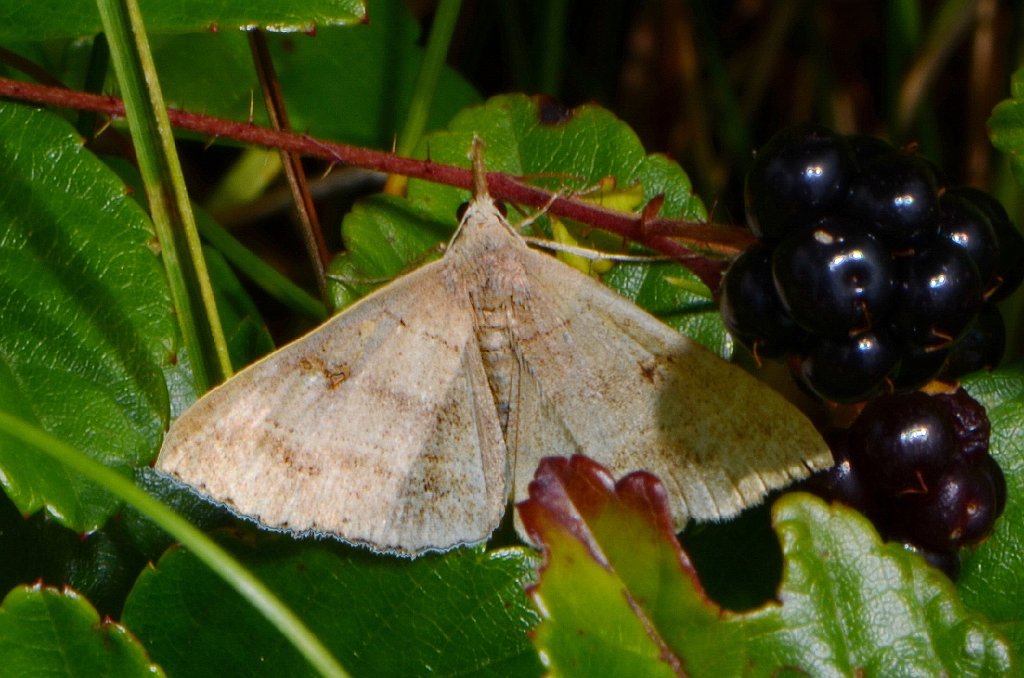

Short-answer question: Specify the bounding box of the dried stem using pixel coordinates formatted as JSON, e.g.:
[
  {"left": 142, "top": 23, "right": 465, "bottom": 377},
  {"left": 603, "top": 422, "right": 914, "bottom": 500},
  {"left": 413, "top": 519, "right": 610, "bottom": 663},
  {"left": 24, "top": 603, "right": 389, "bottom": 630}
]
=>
[{"left": 248, "top": 29, "right": 330, "bottom": 300}]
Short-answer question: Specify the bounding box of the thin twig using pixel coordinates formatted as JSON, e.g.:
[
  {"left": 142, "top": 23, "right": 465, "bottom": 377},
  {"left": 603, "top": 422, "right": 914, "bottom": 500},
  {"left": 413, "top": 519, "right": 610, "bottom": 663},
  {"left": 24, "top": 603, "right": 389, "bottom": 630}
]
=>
[{"left": 0, "top": 76, "right": 751, "bottom": 292}]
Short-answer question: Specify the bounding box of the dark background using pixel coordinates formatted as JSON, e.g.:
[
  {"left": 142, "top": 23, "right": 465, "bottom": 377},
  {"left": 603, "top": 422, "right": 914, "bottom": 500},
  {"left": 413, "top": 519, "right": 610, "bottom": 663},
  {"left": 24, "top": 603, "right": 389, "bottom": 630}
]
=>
[{"left": 439, "top": 0, "right": 1018, "bottom": 225}]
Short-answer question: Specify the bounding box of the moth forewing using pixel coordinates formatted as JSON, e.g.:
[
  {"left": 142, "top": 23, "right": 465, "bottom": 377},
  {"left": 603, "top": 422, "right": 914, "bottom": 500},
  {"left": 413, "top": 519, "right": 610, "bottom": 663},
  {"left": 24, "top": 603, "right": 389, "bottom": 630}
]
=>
[{"left": 157, "top": 256, "right": 509, "bottom": 556}]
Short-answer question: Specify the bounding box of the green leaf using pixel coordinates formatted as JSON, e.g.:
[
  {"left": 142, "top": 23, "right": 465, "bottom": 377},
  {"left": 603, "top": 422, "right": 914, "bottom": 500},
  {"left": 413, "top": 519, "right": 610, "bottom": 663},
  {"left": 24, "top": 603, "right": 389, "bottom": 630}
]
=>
[
  {"left": 743, "top": 495, "right": 1012, "bottom": 677},
  {"left": 519, "top": 456, "right": 1016, "bottom": 676},
  {"left": 152, "top": 242, "right": 278, "bottom": 423},
  {"left": 328, "top": 93, "right": 729, "bottom": 354},
  {"left": 327, "top": 194, "right": 451, "bottom": 310},
  {"left": 101, "top": 156, "right": 283, "bottom": 378},
  {"left": 961, "top": 360, "right": 1024, "bottom": 412},
  {"left": 408, "top": 95, "right": 707, "bottom": 221},
  {"left": 0, "top": 488, "right": 151, "bottom": 618},
  {"left": 989, "top": 67, "right": 1024, "bottom": 186},
  {"left": 0, "top": 102, "right": 173, "bottom": 532},
  {"left": 138, "top": 0, "right": 478, "bottom": 148},
  {"left": 0, "top": 0, "right": 366, "bottom": 41},
  {"left": 958, "top": 363, "right": 1024, "bottom": 654},
  {"left": 122, "top": 537, "right": 543, "bottom": 677},
  {"left": 195, "top": 212, "right": 327, "bottom": 325},
  {"left": 0, "top": 584, "right": 162, "bottom": 677}
]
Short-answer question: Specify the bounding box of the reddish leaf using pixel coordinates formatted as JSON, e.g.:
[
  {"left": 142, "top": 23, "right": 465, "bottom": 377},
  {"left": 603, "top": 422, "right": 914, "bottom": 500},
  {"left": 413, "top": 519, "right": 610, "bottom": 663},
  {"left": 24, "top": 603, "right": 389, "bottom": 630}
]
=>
[{"left": 518, "top": 455, "right": 742, "bottom": 677}]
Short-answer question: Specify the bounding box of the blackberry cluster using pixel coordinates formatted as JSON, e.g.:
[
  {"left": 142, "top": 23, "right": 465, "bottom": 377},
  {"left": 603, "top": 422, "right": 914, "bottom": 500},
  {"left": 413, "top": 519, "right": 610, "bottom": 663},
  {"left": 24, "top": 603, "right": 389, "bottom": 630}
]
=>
[
  {"left": 809, "top": 389, "right": 1006, "bottom": 579},
  {"left": 721, "top": 124, "right": 1024, "bottom": 403}
]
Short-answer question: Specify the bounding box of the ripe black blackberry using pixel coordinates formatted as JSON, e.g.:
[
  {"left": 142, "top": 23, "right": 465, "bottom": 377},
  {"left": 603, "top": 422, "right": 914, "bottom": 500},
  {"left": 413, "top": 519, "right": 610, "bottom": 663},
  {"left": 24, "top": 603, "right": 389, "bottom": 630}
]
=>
[
  {"left": 942, "top": 304, "right": 1006, "bottom": 383},
  {"left": 723, "top": 123, "right": 1024, "bottom": 403},
  {"left": 744, "top": 124, "right": 853, "bottom": 241},
  {"left": 845, "top": 152, "right": 941, "bottom": 247},
  {"left": 719, "top": 243, "right": 807, "bottom": 358},
  {"left": 889, "top": 341, "right": 950, "bottom": 392},
  {"left": 889, "top": 238, "right": 983, "bottom": 348},
  {"left": 936, "top": 192, "right": 999, "bottom": 286},
  {"left": 771, "top": 215, "right": 894, "bottom": 338},
  {"left": 947, "top": 186, "right": 1024, "bottom": 300},
  {"left": 799, "top": 331, "right": 899, "bottom": 403}
]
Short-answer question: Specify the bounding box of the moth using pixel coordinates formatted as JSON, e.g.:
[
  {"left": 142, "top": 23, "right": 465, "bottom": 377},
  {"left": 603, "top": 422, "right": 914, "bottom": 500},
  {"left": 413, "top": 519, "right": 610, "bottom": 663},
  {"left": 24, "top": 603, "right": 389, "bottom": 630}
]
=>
[{"left": 157, "top": 141, "right": 831, "bottom": 556}]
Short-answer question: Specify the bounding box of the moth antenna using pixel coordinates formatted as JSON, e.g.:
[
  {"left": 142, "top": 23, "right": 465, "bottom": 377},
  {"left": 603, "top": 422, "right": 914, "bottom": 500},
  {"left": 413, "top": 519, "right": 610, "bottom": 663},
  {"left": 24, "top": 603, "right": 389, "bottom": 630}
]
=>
[
  {"left": 94, "top": 118, "right": 113, "bottom": 140},
  {"left": 317, "top": 162, "right": 335, "bottom": 182},
  {"left": 470, "top": 136, "right": 489, "bottom": 197},
  {"left": 522, "top": 236, "right": 667, "bottom": 263},
  {"left": 326, "top": 273, "right": 394, "bottom": 285},
  {"left": 515, "top": 189, "right": 563, "bottom": 231}
]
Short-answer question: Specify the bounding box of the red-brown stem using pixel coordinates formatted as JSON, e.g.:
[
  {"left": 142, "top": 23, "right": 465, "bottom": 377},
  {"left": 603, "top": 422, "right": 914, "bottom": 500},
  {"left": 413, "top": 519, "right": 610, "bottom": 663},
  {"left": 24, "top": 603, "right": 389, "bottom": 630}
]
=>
[{"left": 0, "top": 76, "right": 754, "bottom": 293}]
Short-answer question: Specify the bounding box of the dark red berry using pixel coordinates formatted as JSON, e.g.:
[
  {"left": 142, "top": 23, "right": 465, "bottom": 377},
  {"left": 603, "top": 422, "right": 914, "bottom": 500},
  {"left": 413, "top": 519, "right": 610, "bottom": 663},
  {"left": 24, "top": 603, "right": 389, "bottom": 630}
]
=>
[
  {"left": 848, "top": 392, "right": 957, "bottom": 494},
  {"left": 888, "top": 462, "right": 1001, "bottom": 551},
  {"left": 932, "top": 388, "right": 991, "bottom": 464},
  {"left": 983, "top": 455, "right": 1007, "bottom": 518},
  {"left": 816, "top": 458, "right": 879, "bottom": 516},
  {"left": 804, "top": 429, "right": 880, "bottom": 518}
]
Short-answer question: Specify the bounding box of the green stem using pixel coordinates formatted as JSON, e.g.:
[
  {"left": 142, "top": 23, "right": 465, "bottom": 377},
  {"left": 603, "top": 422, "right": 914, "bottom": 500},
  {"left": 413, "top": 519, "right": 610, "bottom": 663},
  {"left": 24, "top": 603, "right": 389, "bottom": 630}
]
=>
[
  {"left": 97, "top": 0, "right": 233, "bottom": 390},
  {"left": 198, "top": 216, "right": 327, "bottom": 322},
  {"left": 538, "top": 0, "right": 569, "bottom": 96},
  {"left": 0, "top": 412, "right": 349, "bottom": 677},
  {"left": 396, "top": 0, "right": 462, "bottom": 157},
  {"left": 205, "top": 147, "right": 283, "bottom": 214}
]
